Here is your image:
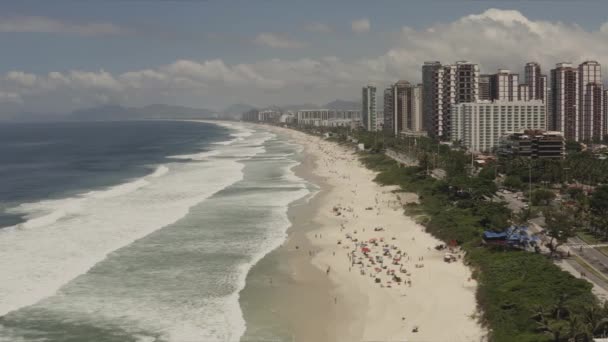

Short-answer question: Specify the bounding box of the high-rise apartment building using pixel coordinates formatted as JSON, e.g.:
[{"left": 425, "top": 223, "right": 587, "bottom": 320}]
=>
[
  {"left": 408, "top": 84, "right": 424, "bottom": 133},
  {"left": 362, "top": 85, "right": 377, "bottom": 131},
  {"left": 479, "top": 74, "right": 491, "bottom": 101},
  {"left": 518, "top": 84, "right": 530, "bottom": 101},
  {"left": 384, "top": 81, "right": 424, "bottom": 136},
  {"left": 550, "top": 63, "right": 579, "bottom": 141},
  {"left": 383, "top": 87, "right": 394, "bottom": 133},
  {"left": 422, "top": 61, "right": 443, "bottom": 136},
  {"left": 604, "top": 90, "right": 608, "bottom": 137},
  {"left": 392, "top": 80, "right": 410, "bottom": 136},
  {"left": 578, "top": 61, "right": 604, "bottom": 141},
  {"left": 525, "top": 62, "right": 547, "bottom": 101},
  {"left": 422, "top": 61, "right": 479, "bottom": 139},
  {"left": 489, "top": 69, "right": 519, "bottom": 101}
]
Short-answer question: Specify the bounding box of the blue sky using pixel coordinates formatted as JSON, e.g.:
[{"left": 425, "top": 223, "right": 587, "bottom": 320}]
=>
[{"left": 1, "top": 0, "right": 608, "bottom": 113}]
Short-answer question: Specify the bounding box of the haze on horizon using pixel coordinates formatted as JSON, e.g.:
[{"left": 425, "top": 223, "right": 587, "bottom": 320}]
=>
[{"left": 2, "top": 0, "right": 608, "bottom": 115}]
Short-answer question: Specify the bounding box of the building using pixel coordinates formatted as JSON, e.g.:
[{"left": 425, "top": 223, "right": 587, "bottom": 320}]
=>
[
  {"left": 407, "top": 84, "right": 424, "bottom": 133},
  {"left": 241, "top": 109, "right": 259, "bottom": 122},
  {"left": 385, "top": 80, "right": 424, "bottom": 136},
  {"left": 604, "top": 90, "right": 608, "bottom": 136},
  {"left": 550, "top": 63, "right": 579, "bottom": 141},
  {"left": 422, "top": 61, "right": 442, "bottom": 136},
  {"left": 383, "top": 87, "right": 394, "bottom": 133},
  {"left": 479, "top": 74, "right": 491, "bottom": 101},
  {"left": 297, "top": 109, "right": 361, "bottom": 127},
  {"left": 422, "top": 61, "right": 479, "bottom": 139},
  {"left": 489, "top": 69, "right": 519, "bottom": 102},
  {"left": 498, "top": 130, "right": 565, "bottom": 159},
  {"left": 518, "top": 84, "right": 530, "bottom": 101},
  {"left": 279, "top": 111, "right": 296, "bottom": 124},
  {"left": 578, "top": 61, "right": 604, "bottom": 141},
  {"left": 524, "top": 62, "right": 547, "bottom": 101},
  {"left": 362, "top": 85, "right": 377, "bottom": 131},
  {"left": 257, "top": 109, "right": 282, "bottom": 122},
  {"left": 376, "top": 110, "right": 384, "bottom": 130},
  {"left": 451, "top": 100, "right": 547, "bottom": 152}
]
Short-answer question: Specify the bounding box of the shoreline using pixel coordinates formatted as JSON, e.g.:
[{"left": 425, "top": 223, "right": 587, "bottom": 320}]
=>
[
  {"left": 247, "top": 125, "right": 485, "bottom": 341},
  {"left": 240, "top": 127, "right": 339, "bottom": 341}
]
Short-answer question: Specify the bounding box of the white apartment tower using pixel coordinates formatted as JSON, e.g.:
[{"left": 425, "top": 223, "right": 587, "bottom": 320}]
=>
[
  {"left": 362, "top": 85, "right": 377, "bottom": 131},
  {"left": 578, "top": 61, "right": 604, "bottom": 141}
]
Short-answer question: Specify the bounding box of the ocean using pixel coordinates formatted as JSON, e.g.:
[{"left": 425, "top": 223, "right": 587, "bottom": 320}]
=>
[{"left": 0, "top": 120, "right": 311, "bottom": 341}]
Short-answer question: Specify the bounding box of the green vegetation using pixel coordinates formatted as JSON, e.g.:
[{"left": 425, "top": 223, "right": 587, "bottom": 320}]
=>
[
  {"left": 531, "top": 189, "right": 557, "bottom": 206},
  {"left": 359, "top": 150, "right": 605, "bottom": 342}
]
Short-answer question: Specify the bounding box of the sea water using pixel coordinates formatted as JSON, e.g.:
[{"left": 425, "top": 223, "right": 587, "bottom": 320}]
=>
[{"left": 0, "top": 120, "right": 310, "bottom": 341}]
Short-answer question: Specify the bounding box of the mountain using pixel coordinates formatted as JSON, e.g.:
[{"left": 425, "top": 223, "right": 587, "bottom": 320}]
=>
[
  {"left": 276, "top": 103, "right": 320, "bottom": 111},
  {"left": 221, "top": 103, "right": 257, "bottom": 120},
  {"left": 68, "top": 104, "right": 218, "bottom": 121},
  {"left": 324, "top": 99, "right": 360, "bottom": 111}
]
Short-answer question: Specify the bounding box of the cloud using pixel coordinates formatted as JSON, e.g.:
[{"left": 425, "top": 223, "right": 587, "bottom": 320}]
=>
[
  {"left": 305, "top": 22, "right": 332, "bottom": 33},
  {"left": 0, "top": 16, "right": 127, "bottom": 36},
  {"left": 351, "top": 18, "right": 371, "bottom": 33},
  {"left": 5, "top": 9, "right": 608, "bottom": 113},
  {"left": 253, "top": 32, "right": 306, "bottom": 48},
  {"left": 0, "top": 92, "right": 22, "bottom": 104}
]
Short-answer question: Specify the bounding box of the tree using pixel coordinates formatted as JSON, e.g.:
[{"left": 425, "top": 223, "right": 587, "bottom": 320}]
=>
[
  {"left": 566, "top": 140, "right": 582, "bottom": 154},
  {"left": 503, "top": 175, "right": 524, "bottom": 190},
  {"left": 418, "top": 152, "right": 431, "bottom": 176},
  {"left": 590, "top": 186, "right": 608, "bottom": 239},
  {"left": 544, "top": 206, "right": 577, "bottom": 256},
  {"left": 531, "top": 189, "right": 556, "bottom": 206},
  {"left": 514, "top": 207, "right": 535, "bottom": 225}
]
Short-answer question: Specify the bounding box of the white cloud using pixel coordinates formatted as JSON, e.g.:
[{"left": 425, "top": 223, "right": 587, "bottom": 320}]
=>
[
  {"left": 5, "top": 9, "right": 608, "bottom": 113},
  {"left": 351, "top": 18, "right": 371, "bottom": 33},
  {"left": 253, "top": 33, "right": 306, "bottom": 48},
  {"left": 0, "top": 16, "right": 126, "bottom": 36},
  {"left": 0, "top": 92, "right": 22, "bottom": 104},
  {"left": 305, "top": 22, "right": 332, "bottom": 33}
]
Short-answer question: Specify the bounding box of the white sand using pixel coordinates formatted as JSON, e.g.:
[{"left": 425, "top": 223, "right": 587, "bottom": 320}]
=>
[{"left": 274, "top": 127, "right": 486, "bottom": 342}]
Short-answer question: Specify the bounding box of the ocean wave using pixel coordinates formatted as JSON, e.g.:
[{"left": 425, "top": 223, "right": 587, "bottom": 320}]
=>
[
  {"left": 0, "top": 122, "right": 303, "bottom": 342},
  {"left": 0, "top": 125, "right": 268, "bottom": 319}
]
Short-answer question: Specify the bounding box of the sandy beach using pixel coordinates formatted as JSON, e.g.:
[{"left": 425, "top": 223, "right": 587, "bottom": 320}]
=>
[{"left": 266, "top": 126, "right": 486, "bottom": 342}]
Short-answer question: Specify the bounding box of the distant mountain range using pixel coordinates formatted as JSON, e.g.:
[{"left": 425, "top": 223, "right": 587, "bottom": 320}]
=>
[
  {"left": 241, "top": 99, "right": 361, "bottom": 113},
  {"left": 0, "top": 99, "right": 361, "bottom": 122},
  {"left": 324, "top": 99, "right": 360, "bottom": 111},
  {"left": 69, "top": 104, "right": 219, "bottom": 121}
]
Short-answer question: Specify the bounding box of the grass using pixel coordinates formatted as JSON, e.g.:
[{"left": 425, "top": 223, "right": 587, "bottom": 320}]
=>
[
  {"left": 359, "top": 151, "right": 603, "bottom": 342},
  {"left": 577, "top": 230, "right": 605, "bottom": 245}
]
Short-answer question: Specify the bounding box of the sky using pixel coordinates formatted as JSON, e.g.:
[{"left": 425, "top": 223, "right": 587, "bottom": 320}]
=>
[{"left": 2, "top": 0, "right": 608, "bottom": 114}]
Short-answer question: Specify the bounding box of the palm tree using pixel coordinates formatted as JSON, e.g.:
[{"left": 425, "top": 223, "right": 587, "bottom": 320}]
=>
[
  {"left": 568, "top": 314, "right": 591, "bottom": 342},
  {"left": 594, "top": 318, "right": 608, "bottom": 338}
]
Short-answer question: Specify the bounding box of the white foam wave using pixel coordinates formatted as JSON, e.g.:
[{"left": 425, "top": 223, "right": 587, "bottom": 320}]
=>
[
  {"left": 167, "top": 150, "right": 221, "bottom": 161},
  {"left": 0, "top": 145, "right": 249, "bottom": 318},
  {"left": 0, "top": 121, "right": 300, "bottom": 342}
]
